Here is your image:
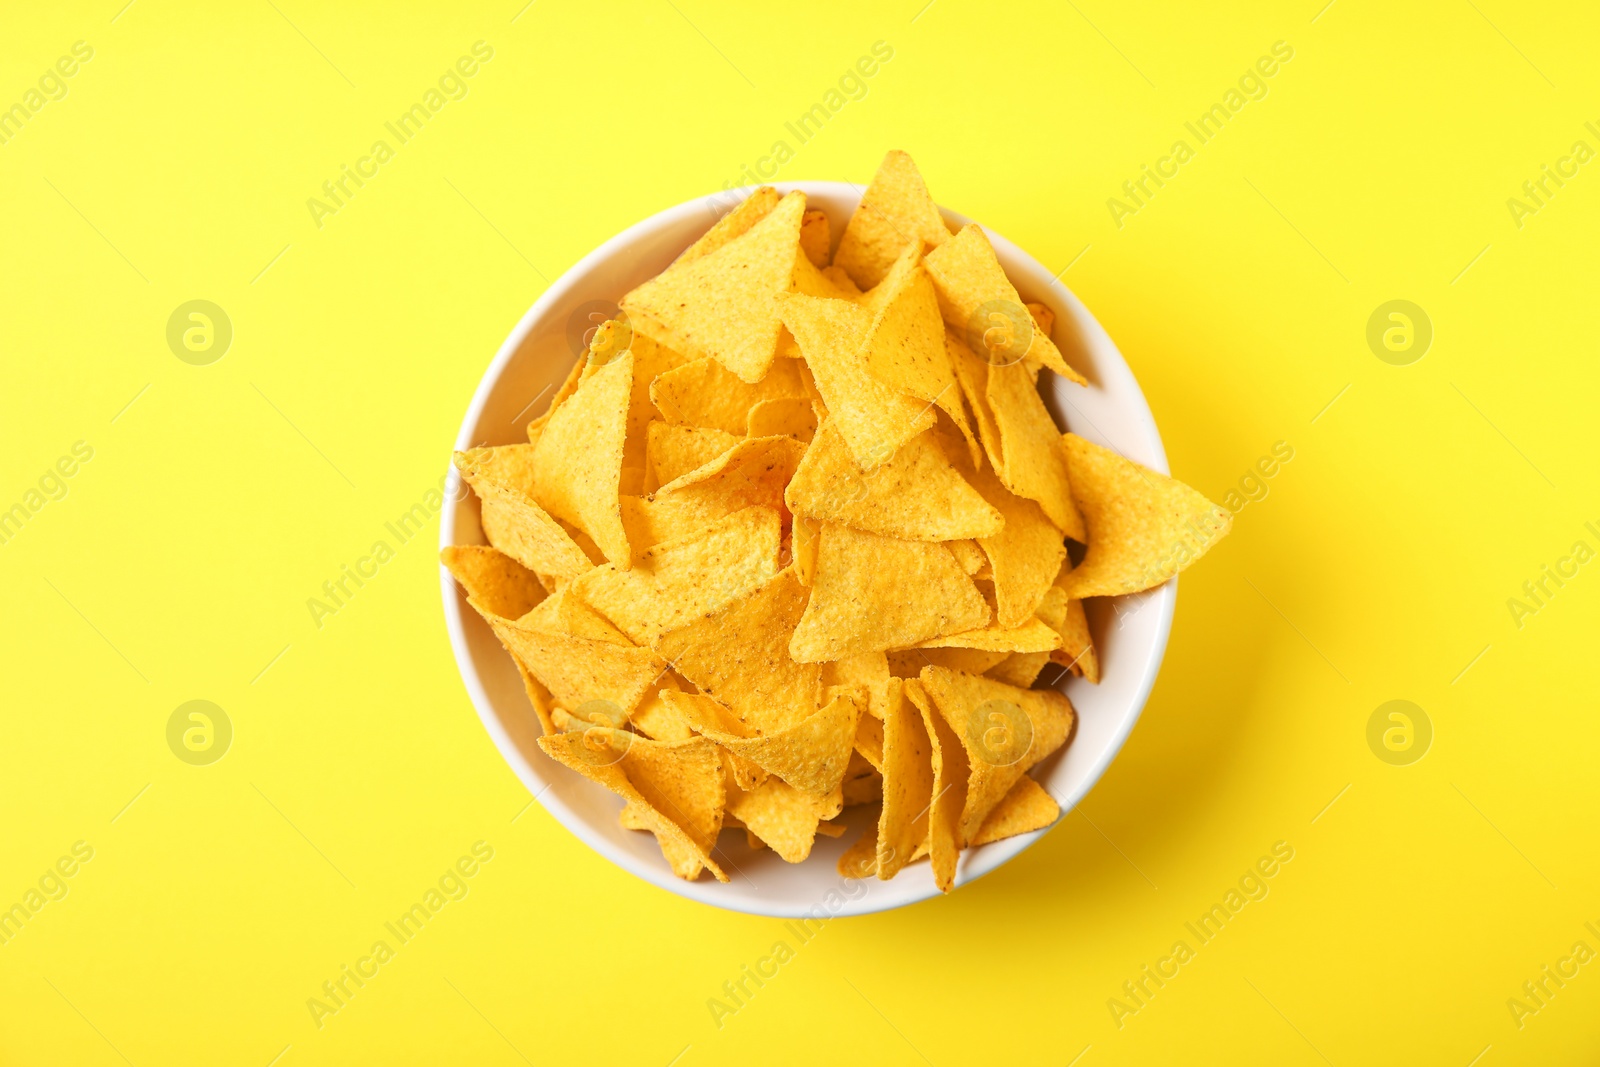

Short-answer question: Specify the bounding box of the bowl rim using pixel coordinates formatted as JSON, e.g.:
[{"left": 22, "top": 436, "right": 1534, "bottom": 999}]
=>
[{"left": 439, "top": 180, "right": 1175, "bottom": 917}]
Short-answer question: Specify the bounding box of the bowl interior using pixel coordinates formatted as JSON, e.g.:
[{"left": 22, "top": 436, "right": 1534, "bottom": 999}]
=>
[{"left": 440, "top": 181, "right": 1174, "bottom": 917}]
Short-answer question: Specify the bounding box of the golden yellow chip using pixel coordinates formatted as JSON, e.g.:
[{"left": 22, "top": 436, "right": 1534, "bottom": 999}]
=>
[
  {"left": 819, "top": 651, "right": 891, "bottom": 699},
  {"left": 622, "top": 436, "right": 802, "bottom": 551},
  {"left": 888, "top": 646, "right": 1010, "bottom": 677},
  {"left": 644, "top": 421, "right": 739, "bottom": 489},
  {"left": 539, "top": 728, "right": 727, "bottom": 881},
  {"left": 650, "top": 354, "right": 807, "bottom": 435},
  {"left": 985, "top": 585, "right": 1068, "bottom": 688},
  {"left": 622, "top": 190, "right": 806, "bottom": 383},
  {"left": 693, "top": 691, "right": 861, "bottom": 797},
  {"left": 986, "top": 360, "right": 1086, "bottom": 540},
  {"left": 727, "top": 777, "right": 837, "bottom": 863},
  {"left": 440, "top": 544, "right": 547, "bottom": 621},
  {"left": 839, "top": 819, "right": 881, "bottom": 878},
  {"left": 532, "top": 355, "right": 590, "bottom": 439},
  {"left": 876, "top": 678, "right": 934, "bottom": 880},
  {"left": 917, "top": 666, "right": 1075, "bottom": 847},
  {"left": 628, "top": 673, "right": 697, "bottom": 741},
  {"left": 527, "top": 351, "right": 634, "bottom": 568},
  {"left": 677, "top": 187, "right": 781, "bottom": 265},
  {"left": 569, "top": 505, "right": 781, "bottom": 646},
  {"left": 915, "top": 615, "right": 1062, "bottom": 654},
  {"left": 970, "top": 773, "right": 1059, "bottom": 846},
  {"left": 800, "top": 207, "right": 831, "bottom": 267},
  {"left": 785, "top": 420, "right": 1000, "bottom": 542},
  {"left": 777, "top": 292, "right": 935, "bottom": 470},
  {"left": 944, "top": 326, "right": 1004, "bottom": 471},
  {"left": 1025, "top": 302, "right": 1054, "bottom": 338},
  {"left": 1059, "top": 433, "right": 1233, "bottom": 597},
  {"left": 745, "top": 397, "right": 817, "bottom": 442},
  {"left": 854, "top": 712, "right": 885, "bottom": 771},
  {"left": 835, "top": 150, "right": 952, "bottom": 289},
  {"left": 652, "top": 568, "right": 821, "bottom": 733},
  {"left": 963, "top": 459, "right": 1066, "bottom": 628},
  {"left": 842, "top": 759, "right": 882, "bottom": 808},
  {"left": 905, "top": 678, "right": 966, "bottom": 893},
  {"left": 789, "top": 523, "right": 990, "bottom": 662},
  {"left": 1051, "top": 594, "right": 1100, "bottom": 682},
  {"left": 856, "top": 244, "right": 979, "bottom": 460},
  {"left": 455, "top": 447, "right": 597, "bottom": 577},
  {"left": 793, "top": 515, "right": 819, "bottom": 586},
  {"left": 616, "top": 331, "right": 694, "bottom": 470},
  {"left": 491, "top": 594, "right": 662, "bottom": 715},
  {"left": 923, "top": 224, "right": 1086, "bottom": 385},
  {"left": 821, "top": 265, "right": 861, "bottom": 297}
]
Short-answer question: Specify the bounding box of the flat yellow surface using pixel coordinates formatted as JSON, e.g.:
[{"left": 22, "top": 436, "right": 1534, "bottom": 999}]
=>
[{"left": 3, "top": 2, "right": 1597, "bottom": 1064}]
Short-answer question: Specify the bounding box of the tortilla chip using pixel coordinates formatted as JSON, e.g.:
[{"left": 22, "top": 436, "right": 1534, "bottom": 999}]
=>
[
  {"left": 1025, "top": 302, "right": 1054, "bottom": 338},
  {"left": 876, "top": 678, "right": 934, "bottom": 880},
  {"left": 491, "top": 597, "right": 663, "bottom": 715},
  {"left": 784, "top": 421, "right": 1000, "bottom": 541},
  {"left": 815, "top": 819, "right": 847, "bottom": 838},
  {"left": 820, "top": 652, "right": 891, "bottom": 697},
  {"left": 945, "top": 538, "right": 986, "bottom": 576},
  {"left": 963, "top": 460, "right": 1066, "bottom": 628},
  {"left": 777, "top": 292, "right": 935, "bottom": 470},
  {"left": 970, "top": 773, "right": 1059, "bottom": 846},
  {"left": 917, "top": 666, "right": 1075, "bottom": 846},
  {"left": 821, "top": 265, "right": 861, "bottom": 297},
  {"left": 527, "top": 351, "right": 633, "bottom": 568},
  {"left": 746, "top": 397, "right": 817, "bottom": 442},
  {"left": 628, "top": 673, "right": 697, "bottom": 741},
  {"left": 513, "top": 659, "right": 558, "bottom": 736},
  {"left": 622, "top": 191, "right": 806, "bottom": 383},
  {"left": 789, "top": 523, "right": 990, "bottom": 662},
  {"left": 888, "top": 647, "right": 1010, "bottom": 677},
  {"left": 693, "top": 691, "right": 860, "bottom": 796},
  {"left": 923, "top": 224, "right": 1086, "bottom": 385},
  {"left": 839, "top": 819, "right": 882, "bottom": 878},
  {"left": 440, "top": 544, "right": 548, "bottom": 621},
  {"left": 945, "top": 328, "right": 1005, "bottom": 472},
  {"left": 986, "top": 360, "right": 1085, "bottom": 540},
  {"left": 854, "top": 712, "right": 885, "bottom": 771},
  {"left": 855, "top": 245, "right": 978, "bottom": 457},
  {"left": 793, "top": 516, "right": 819, "bottom": 586},
  {"left": 652, "top": 568, "right": 821, "bottom": 733},
  {"left": 916, "top": 616, "right": 1062, "bottom": 654},
  {"left": 539, "top": 728, "right": 727, "bottom": 881},
  {"left": 456, "top": 448, "right": 597, "bottom": 577},
  {"left": 650, "top": 355, "right": 808, "bottom": 435},
  {"left": 727, "top": 777, "right": 842, "bottom": 862},
  {"left": 614, "top": 332, "right": 694, "bottom": 469},
  {"left": 1051, "top": 593, "right": 1100, "bottom": 682},
  {"left": 622, "top": 436, "right": 802, "bottom": 551},
  {"left": 983, "top": 586, "right": 1067, "bottom": 687},
  {"left": 835, "top": 150, "right": 952, "bottom": 289},
  {"left": 645, "top": 422, "right": 740, "bottom": 489},
  {"left": 533, "top": 356, "right": 590, "bottom": 438},
  {"left": 905, "top": 679, "right": 966, "bottom": 892},
  {"left": 1059, "top": 433, "right": 1233, "bottom": 597},
  {"left": 800, "top": 208, "right": 831, "bottom": 267},
  {"left": 678, "top": 186, "right": 781, "bottom": 264}
]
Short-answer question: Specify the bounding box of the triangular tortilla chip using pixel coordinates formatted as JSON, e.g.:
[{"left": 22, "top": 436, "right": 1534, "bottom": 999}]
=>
[
  {"left": 800, "top": 208, "right": 830, "bottom": 268},
  {"left": 490, "top": 595, "right": 663, "bottom": 715},
  {"left": 858, "top": 244, "right": 979, "bottom": 461},
  {"left": 539, "top": 728, "right": 727, "bottom": 881},
  {"left": 440, "top": 544, "right": 548, "bottom": 621},
  {"left": 986, "top": 360, "right": 1085, "bottom": 540},
  {"left": 660, "top": 691, "right": 771, "bottom": 792},
  {"left": 789, "top": 523, "right": 990, "bottom": 662},
  {"left": 622, "top": 191, "right": 806, "bottom": 383},
  {"left": 842, "top": 753, "right": 882, "bottom": 807},
  {"left": 617, "top": 332, "right": 694, "bottom": 470},
  {"left": 985, "top": 585, "right": 1068, "bottom": 688},
  {"left": 839, "top": 818, "right": 881, "bottom": 879},
  {"left": 456, "top": 448, "right": 596, "bottom": 577},
  {"left": 905, "top": 679, "right": 966, "bottom": 892},
  {"left": 965, "top": 460, "right": 1066, "bottom": 628},
  {"left": 784, "top": 421, "right": 1001, "bottom": 541},
  {"left": 915, "top": 616, "right": 1062, "bottom": 654},
  {"left": 888, "top": 647, "right": 1010, "bottom": 678},
  {"left": 917, "top": 666, "right": 1075, "bottom": 847},
  {"left": 835, "top": 150, "right": 952, "bottom": 289},
  {"left": 727, "top": 777, "right": 837, "bottom": 863},
  {"left": 652, "top": 568, "right": 822, "bottom": 734},
  {"left": 822, "top": 265, "right": 861, "bottom": 297},
  {"left": 876, "top": 678, "right": 934, "bottom": 880},
  {"left": 1050, "top": 592, "right": 1100, "bottom": 682},
  {"left": 854, "top": 712, "right": 885, "bottom": 770},
  {"left": 746, "top": 397, "right": 817, "bottom": 442},
  {"left": 777, "top": 292, "right": 935, "bottom": 470},
  {"left": 691, "top": 691, "right": 861, "bottom": 796},
  {"left": 970, "top": 774, "right": 1060, "bottom": 846},
  {"left": 945, "top": 538, "right": 987, "bottom": 576},
  {"left": 923, "top": 224, "right": 1086, "bottom": 385},
  {"left": 677, "top": 186, "right": 781, "bottom": 265},
  {"left": 1059, "top": 433, "right": 1233, "bottom": 597},
  {"left": 820, "top": 652, "right": 891, "bottom": 697},
  {"left": 945, "top": 327, "right": 1004, "bottom": 471},
  {"left": 628, "top": 673, "right": 697, "bottom": 741},
  {"left": 621, "top": 436, "right": 802, "bottom": 552},
  {"left": 645, "top": 422, "right": 739, "bottom": 489},
  {"left": 527, "top": 351, "right": 633, "bottom": 568},
  {"left": 569, "top": 506, "right": 781, "bottom": 646},
  {"left": 650, "top": 355, "right": 807, "bottom": 435}
]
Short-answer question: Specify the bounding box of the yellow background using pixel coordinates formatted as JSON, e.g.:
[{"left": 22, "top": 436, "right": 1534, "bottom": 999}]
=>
[{"left": 3, "top": 0, "right": 1597, "bottom": 1063}]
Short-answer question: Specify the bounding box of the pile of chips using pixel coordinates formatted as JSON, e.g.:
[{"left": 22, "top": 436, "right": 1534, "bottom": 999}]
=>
[{"left": 443, "top": 152, "right": 1231, "bottom": 890}]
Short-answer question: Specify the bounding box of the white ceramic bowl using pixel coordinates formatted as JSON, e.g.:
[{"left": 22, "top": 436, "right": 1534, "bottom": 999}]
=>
[{"left": 440, "top": 181, "right": 1174, "bottom": 917}]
